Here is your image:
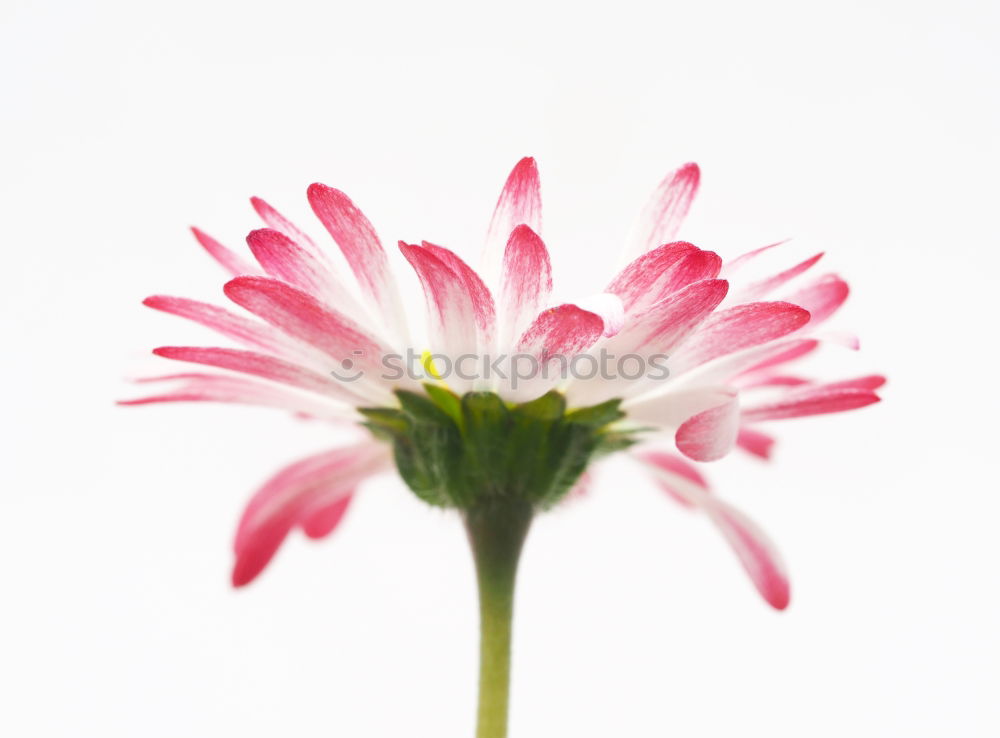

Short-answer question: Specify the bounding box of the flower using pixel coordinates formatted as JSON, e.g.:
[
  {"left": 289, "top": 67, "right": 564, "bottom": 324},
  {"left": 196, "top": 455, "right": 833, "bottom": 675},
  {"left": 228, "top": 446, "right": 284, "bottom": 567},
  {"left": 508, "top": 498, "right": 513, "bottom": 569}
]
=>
[{"left": 122, "top": 157, "right": 883, "bottom": 609}]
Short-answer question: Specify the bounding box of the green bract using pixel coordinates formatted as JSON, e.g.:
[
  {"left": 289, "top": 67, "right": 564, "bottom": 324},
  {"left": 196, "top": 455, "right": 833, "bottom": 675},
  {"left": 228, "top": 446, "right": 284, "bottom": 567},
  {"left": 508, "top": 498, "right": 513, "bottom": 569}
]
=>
[{"left": 360, "top": 387, "right": 635, "bottom": 509}]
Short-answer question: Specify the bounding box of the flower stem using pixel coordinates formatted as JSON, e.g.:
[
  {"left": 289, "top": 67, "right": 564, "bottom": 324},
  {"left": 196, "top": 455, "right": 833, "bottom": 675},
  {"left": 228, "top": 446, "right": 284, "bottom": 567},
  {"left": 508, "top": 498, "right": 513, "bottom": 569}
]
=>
[{"left": 463, "top": 498, "right": 534, "bottom": 738}]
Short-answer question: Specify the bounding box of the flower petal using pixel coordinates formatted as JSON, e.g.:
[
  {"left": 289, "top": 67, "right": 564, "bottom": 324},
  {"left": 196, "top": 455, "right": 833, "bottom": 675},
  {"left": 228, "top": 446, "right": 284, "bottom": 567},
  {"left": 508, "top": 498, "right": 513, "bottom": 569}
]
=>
[
  {"left": 638, "top": 451, "right": 790, "bottom": 609},
  {"left": 483, "top": 157, "right": 542, "bottom": 287},
  {"left": 735, "top": 374, "right": 811, "bottom": 389},
  {"left": 679, "top": 337, "right": 824, "bottom": 387},
  {"left": 223, "top": 276, "right": 384, "bottom": 367},
  {"left": 151, "top": 346, "right": 357, "bottom": 400},
  {"left": 420, "top": 241, "right": 496, "bottom": 349},
  {"left": 567, "top": 280, "right": 729, "bottom": 405},
  {"left": 246, "top": 228, "right": 370, "bottom": 324},
  {"left": 142, "top": 295, "right": 294, "bottom": 356},
  {"left": 625, "top": 386, "right": 737, "bottom": 432},
  {"left": 191, "top": 227, "right": 259, "bottom": 277},
  {"left": 306, "top": 183, "right": 407, "bottom": 332},
  {"left": 515, "top": 304, "right": 605, "bottom": 357},
  {"left": 246, "top": 227, "right": 333, "bottom": 296},
  {"left": 250, "top": 196, "right": 322, "bottom": 257},
  {"left": 720, "top": 240, "right": 790, "bottom": 275},
  {"left": 398, "top": 243, "right": 479, "bottom": 383},
  {"left": 819, "top": 374, "right": 887, "bottom": 392},
  {"left": 608, "top": 242, "right": 721, "bottom": 315},
  {"left": 118, "top": 373, "right": 355, "bottom": 421},
  {"left": 300, "top": 495, "right": 353, "bottom": 540},
  {"left": 669, "top": 301, "right": 812, "bottom": 376},
  {"left": 675, "top": 390, "right": 740, "bottom": 461},
  {"left": 736, "top": 427, "right": 776, "bottom": 459},
  {"left": 635, "top": 449, "right": 708, "bottom": 508},
  {"left": 623, "top": 162, "right": 700, "bottom": 260},
  {"left": 785, "top": 274, "right": 849, "bottom": 326},
  {"left": 610, "top": 279, "right": 730, "bottom": 356},
  {"left": 507, "top": 304, "right": 605, "bottom": 399},
  {"left": 499, "top": 225, "right": 552, "bottom": 350},
  {"left": 223, "top": 276, "right": 394, "bottom": 400},
  {"left": 736, "top": 338, "right": 819, "bottom": 376},
  {"left": 707, "top": 499, "right": 790, "bottom": 610},
  {"left": 576, "top": 292, "right": 626, "bottom": 338},
  {"left": 232, "top": 442, "right": 389, "bottom": 586},
  {"left": 741, "top": 382, "right": 881, "bottom": 422},
  {"left": 730, "top": 252, "right": 824, "bottom": 303}
]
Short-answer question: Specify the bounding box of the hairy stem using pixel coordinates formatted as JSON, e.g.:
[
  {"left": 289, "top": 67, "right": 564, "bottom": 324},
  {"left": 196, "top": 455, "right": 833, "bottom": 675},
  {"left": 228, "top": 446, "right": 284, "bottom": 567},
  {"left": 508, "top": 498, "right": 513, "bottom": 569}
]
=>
[{"left": 463, "top": 498, "right": 533, "bottom": 738}]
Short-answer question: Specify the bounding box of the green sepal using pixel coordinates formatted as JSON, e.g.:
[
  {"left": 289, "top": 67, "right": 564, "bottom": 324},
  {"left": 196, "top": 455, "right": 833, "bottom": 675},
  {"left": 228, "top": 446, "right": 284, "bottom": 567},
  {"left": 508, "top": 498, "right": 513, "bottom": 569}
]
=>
[
  {"left": 365, "top": 388, "right": 638, "bottom": 510},
  {"left": 357, "top": 407, "right": 409, "bottom": 441},
  {"left": 564, "top": 398, "right": 625, "bottom": 427},
  {"left": 395, "top": 389, "right": 453, "bottom": 424},
  {"left": 423, "top": 383, "right": 464, "bottom": 428},
  {"left": 512, "top": 390, "right": 566, "bottom": 421},
  {"left": 593, "top": 430, "right": 639, "bottom": 458}
]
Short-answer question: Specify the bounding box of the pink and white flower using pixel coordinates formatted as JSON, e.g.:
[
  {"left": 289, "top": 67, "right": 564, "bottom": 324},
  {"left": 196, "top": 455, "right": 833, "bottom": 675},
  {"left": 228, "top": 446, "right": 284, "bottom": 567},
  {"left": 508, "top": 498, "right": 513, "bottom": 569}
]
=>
[{"left": 123, "top": 158, "right": 883, "bottom": 607}]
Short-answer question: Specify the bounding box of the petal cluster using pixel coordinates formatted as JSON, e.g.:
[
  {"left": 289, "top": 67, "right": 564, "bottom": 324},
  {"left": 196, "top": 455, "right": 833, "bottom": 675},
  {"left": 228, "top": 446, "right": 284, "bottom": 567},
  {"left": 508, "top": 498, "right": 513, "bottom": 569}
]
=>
[{"left": 123, "top": 158, "right": 883, "bottom": 605}]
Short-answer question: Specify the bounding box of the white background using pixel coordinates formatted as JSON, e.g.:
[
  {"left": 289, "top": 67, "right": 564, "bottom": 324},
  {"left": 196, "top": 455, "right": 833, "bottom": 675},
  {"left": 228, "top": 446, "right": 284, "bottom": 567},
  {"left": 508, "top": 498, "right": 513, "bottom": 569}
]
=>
[{"left": 2, "top": 0, "right": 998, "bottom": 736}]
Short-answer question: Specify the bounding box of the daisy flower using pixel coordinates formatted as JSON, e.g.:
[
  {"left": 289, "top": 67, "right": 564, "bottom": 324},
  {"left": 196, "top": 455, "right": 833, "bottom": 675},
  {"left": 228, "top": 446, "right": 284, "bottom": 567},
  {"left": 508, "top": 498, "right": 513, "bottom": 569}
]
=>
[{"left": 123, "top": 157, "right": 882, "bottom": 738}]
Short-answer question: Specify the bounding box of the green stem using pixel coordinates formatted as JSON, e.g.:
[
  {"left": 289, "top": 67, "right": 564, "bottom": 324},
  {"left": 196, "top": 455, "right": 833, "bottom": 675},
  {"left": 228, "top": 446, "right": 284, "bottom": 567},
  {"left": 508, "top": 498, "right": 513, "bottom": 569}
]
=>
[{"left": 463, "top": 498, "right": 534, "bottom": 738}]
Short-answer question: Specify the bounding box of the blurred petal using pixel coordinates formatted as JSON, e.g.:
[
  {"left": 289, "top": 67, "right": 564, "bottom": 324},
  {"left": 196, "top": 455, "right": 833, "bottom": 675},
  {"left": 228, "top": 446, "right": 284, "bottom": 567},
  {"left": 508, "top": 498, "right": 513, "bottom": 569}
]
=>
[
  {"left": 730, "top": 252, "right": 824, "bottom": 303},
  {"left": 737, "top": 338, "right": 819, "bottom": 376},
  {"left": 625, "top": 386, "right": 736, "bottom": 431},
  {"left": 638, "top": 451, "right": 790, "bottom": 609},
  {"left": 742, "top": 382, "right": 881, "bottom": 422},
  {"left": 707, "top": 498, "right": 790, "bottom": 610},
  {"left": 624, "top": 162, "right": 700, "bottom": 259},
  {"left": 820, "top": 375, "right": 887, "bottom": 391},
  {"left": 735, "top": 374, "right": 811, "bottom": 389},
  {"left": 636, "top": 449, "right": 708, "bottom": 508},
  {"left": 675, "top": 390, "right": 740, "bottom": 461},
  {"left": 723, "top": 241, "right": 781, "bottom": 273},
  {"left": 118, "top": 373, "right": 355, "bottom": 421},
  {"left": 301, "top": 495, "right": 354, "bottom": 539},
  {"left": 736, "top": 427, "right": 776, "bottom": 459},
  {"left": 232, "top": 442, "right": 389, "bottom": 586}
]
